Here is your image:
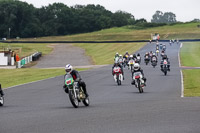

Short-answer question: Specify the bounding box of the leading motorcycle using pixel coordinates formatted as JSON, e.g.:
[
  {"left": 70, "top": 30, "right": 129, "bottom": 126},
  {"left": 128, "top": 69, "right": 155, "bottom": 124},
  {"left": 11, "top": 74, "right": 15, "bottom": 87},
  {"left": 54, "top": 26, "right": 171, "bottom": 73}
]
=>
[
  {"left": 65, "top": 74, "right": 90, "bottom": 108},
  {"left": 113, "top": 66, "right": 123, "bottom": 85},
  {"left": 133, "top": 72, "right": 145, "bottom": 93}
]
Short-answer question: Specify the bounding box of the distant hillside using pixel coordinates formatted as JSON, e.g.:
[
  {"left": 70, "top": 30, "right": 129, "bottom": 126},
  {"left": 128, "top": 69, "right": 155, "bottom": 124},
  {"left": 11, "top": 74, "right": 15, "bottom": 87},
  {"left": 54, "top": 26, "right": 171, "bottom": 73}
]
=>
[{"left": 11, "top": 22, "right": 200, "bottom": 41}]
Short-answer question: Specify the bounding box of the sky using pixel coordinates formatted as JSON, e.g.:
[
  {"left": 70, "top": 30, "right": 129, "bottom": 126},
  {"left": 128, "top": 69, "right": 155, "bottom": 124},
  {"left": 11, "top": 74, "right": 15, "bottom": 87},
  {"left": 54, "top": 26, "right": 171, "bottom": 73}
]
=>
[{"left": 21, "top": 0, "right": 200, "bottom": 22}]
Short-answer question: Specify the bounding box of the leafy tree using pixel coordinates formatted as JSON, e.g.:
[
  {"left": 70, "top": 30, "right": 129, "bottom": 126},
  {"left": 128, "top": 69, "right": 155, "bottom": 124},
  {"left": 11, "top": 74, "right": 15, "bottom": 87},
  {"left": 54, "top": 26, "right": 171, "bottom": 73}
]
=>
[{"left": 151, "top": 10, "right": 176, "bottom": 24}]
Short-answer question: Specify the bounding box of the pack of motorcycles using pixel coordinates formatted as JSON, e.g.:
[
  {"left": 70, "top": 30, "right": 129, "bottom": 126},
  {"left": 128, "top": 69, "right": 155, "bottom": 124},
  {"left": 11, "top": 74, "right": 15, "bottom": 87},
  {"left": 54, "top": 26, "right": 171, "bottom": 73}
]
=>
[
  {"left": 0, "top": 43, "right": 170, "bottom": 108},
  {"left": 112, "top": 43, "right": 170, "bottom": 93}
]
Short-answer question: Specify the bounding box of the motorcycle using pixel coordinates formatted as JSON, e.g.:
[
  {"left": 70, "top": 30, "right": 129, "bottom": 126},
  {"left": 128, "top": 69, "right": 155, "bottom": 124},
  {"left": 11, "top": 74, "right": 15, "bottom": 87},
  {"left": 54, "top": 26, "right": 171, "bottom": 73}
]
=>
[
  {"left": 118, "top": 58, "right": 123, "bottom": 67},
  {"left": 144, "top": 55, "right": 150, "bottom": 65},
  {"left": 123, "top": 58, "right": 128, "bottom": 68},
  {"left": 160, "top": 52, "right": 165, "bottom": 57},
  {"left": 133, "top": 72, "right": 144, "bottom": 93},
  {"left": 113, "top": 66, "right": 123, "bottom": 85},
  {"left": 151, "top": 58, "right": 157, "bottom": 68},
  {"left": 161, "top": 60, "right": 169, "bottom": 76},
  {"left": 65, "top": 74, "right": 90, "bottom": 108},
  {"left": 156, "top": 50, "right": 159, "bottom": 56},
  {"left": 0, "top": 95, "right": 4, "bottom": 106},
  {"left": 136, "top": 56, "right": 141, "bottom": 64},
  {"left": 128, "top": 59, "right": 135, "bottom": 71}
]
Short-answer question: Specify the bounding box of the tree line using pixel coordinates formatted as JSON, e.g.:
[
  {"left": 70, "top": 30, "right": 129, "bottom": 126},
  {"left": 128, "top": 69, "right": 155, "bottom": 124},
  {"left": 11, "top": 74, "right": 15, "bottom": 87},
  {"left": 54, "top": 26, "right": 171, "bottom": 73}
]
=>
[
  {"left": 0, "top": 0, "right": 135, "bottom": 38},
  {"left": 0, "top": 0, "right": 179, "bottom": 39}
]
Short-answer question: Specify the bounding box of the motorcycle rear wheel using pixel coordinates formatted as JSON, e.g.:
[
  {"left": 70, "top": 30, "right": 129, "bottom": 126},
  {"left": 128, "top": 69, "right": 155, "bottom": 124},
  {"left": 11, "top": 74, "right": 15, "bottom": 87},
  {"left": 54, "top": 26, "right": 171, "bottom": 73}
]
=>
[
  {"left": 138, "top": 80, "right": 143, "bottom": 93},
  {"left": 83, "top": 97, "right": 90, "bottom": 106}
]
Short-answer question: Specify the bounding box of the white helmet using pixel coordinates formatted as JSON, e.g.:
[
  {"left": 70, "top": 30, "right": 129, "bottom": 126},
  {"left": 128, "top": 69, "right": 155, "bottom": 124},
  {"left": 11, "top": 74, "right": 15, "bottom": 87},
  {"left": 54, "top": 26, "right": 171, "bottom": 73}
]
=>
[
  {"left": 65, "top": 64, "right": 73, "bottom": 73},
  {"left": 130, "top": 55, "right": 133, "bottom": 58},
  {"left": 134, "top": 63, "right": 140, "bottom": 71},
  {"left": 119, "top": 54, "right": 122, "bottom": 57}
]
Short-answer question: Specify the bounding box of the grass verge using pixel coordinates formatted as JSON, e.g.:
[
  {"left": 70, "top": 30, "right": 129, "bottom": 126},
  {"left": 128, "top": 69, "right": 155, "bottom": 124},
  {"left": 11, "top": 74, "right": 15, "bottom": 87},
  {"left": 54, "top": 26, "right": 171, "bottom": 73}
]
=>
[
  {"left": 183, "top": 70, "right": 200, "bottom": 97},
  {"left": 74, "top": 43, "right": 146, "bottom": 65},
  {"left": 0, "top": 68, "right": 89, "bottom": 89},
  {"left": 12, "top": 22, "right": 200, "bottom": 41},
  {"left": 180, "top": 42, "right": 200, "bottom": 67},
  {"left": 0, "top": 43, "right": 53, "bottom": 58}
]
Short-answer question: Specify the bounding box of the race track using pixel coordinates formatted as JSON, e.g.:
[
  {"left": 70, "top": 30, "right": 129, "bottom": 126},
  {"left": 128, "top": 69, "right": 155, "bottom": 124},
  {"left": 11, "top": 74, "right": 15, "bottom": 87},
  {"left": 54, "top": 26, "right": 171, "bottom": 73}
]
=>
[{"left": 1, "top": 42, "right": 200, "bottom": 133}]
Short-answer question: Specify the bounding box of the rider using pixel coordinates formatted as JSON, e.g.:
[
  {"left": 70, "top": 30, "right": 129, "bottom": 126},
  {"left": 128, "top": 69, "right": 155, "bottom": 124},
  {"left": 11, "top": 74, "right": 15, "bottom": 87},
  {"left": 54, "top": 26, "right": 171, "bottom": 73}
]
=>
[
  {"left": 160, "top": 55, "right": 170, "bottom": 71},
  {"left": 123, "top": 51, "right": 129, "bottom": 59},
  {"left": 63, "top": 64, "right": 89, "bottom": 97},
  {"left": 112, "top": 61, "right": 124, "bottom": 79},
  {"left": 151, "top": 53, "right": 158, "bottom": 62},
  {"left": 118, "top": 54, "right": 123, "bottom": 65},
  {"left": 131, "top": 63, "right": 146, "bottom": 86},
  {"left": 133, "top": 54, "right": 137, "bottom": 61},
  {"left": 0, "top": 84, "right": 4, "bottom": 96},
  {"left": 149, "top": 51, "right": 153, "bottom": 57},
  {"left": 136, "top": 53, "right": 141, "bottom": 63},
  {"left": 163, "top": 44, "right": 166, "bottom": 51},
  {"left": 114, "top": 52, "right": 119, "bottom": 60},
  {"left": 144, "top": 52, "right": 150, "bottom": 60}
]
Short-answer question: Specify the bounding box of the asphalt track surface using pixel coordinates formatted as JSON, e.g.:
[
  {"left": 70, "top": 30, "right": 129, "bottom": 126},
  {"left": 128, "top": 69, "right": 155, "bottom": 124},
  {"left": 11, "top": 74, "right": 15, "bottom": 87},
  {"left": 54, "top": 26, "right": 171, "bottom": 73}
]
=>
[
  {"left": 33, "top": 44, "right": 91, "bottom": 68},
  {"left": 1, "top": 42, "right": 200, "bottom": 133}
]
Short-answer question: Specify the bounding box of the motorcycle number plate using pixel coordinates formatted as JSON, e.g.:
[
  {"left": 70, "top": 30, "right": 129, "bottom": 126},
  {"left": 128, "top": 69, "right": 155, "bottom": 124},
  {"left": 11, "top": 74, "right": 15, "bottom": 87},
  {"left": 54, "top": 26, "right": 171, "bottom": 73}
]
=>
[{"left": 66, "top": 80, "right": 72, "bottom": 85}]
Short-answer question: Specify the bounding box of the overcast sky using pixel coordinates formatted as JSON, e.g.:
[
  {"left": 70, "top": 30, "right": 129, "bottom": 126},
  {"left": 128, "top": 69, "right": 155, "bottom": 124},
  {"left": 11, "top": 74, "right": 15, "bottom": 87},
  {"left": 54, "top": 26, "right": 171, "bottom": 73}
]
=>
[{"left": 22, "top": 0, "right": 200, "bottom": 22}]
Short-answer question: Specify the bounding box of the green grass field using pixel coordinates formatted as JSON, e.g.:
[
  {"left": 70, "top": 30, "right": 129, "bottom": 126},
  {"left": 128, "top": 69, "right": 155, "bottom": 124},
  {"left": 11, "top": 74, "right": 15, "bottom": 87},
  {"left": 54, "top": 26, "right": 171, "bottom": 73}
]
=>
[
  {"left": 180, "top": 42, "right": 200, "bottom": 97},
  {"left": 0, "top": 68, "right": 88, "bottom": 89},
  {"left": 74, "top": 43, "right": 145, "bottom": 65},
  {"left": 12, "top": 22, "right": 200, "bottom": 41},
  {"left": 0, "top": 43, "right": 53, "bottom": 58},
  {"left": 183, "top": 70, "right": 200, "bottom": 97},
  {"left": 180, "top": 42, "right": 200, "bottom": 67}
]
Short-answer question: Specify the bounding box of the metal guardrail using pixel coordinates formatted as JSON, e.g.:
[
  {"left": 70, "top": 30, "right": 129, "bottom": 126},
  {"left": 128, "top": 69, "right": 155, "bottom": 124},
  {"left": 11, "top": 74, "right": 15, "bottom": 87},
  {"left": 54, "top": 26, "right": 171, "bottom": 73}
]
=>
[
  {"left": 1, "top": 39, "right": 200, "bottom": 43},
  {"left": 16, "top": 52, "right": 42, "bottom": 68}
]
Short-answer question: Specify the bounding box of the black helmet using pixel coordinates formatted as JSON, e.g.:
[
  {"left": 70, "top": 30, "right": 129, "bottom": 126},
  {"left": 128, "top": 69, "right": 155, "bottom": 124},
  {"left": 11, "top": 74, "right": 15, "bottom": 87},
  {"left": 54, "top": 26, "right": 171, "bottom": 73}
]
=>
[
  {"left": 133, "top": 54, "right": 136, "bottom": 58},
  {"left": 137, "top": 53, "right": 140, "bottom": 56}
]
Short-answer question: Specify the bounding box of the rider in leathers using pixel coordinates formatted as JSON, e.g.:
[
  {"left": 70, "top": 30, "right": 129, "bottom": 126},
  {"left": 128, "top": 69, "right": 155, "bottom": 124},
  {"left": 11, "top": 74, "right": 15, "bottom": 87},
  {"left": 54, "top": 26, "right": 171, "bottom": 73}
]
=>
[
  {"left": 151, "top": 53, "right": 158, "bottom": 62},
  {"left": 131, "top": 63, "right": 146, "bottom": 86},
  {"left": 63, "top": 64, "right": 89, "bottom": 97},
  {"left": 160, "top": 55, "right": 170, "bottom": 71},
  {"left": 112, "top": 62, "right": 124, "bottom": 80},
  {"left": 0, "top": 84, "right": 4, "bottom": 96}
]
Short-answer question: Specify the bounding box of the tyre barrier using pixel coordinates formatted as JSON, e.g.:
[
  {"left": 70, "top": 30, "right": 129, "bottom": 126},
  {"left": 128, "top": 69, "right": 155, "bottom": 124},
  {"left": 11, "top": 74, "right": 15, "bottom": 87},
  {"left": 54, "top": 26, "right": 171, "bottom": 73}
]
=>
[
  {"left": 16, "top": 52, "right": 42, "bottom": 68},
  {"left": 32, "top": 52, "right": 42, "bottom": 61}
]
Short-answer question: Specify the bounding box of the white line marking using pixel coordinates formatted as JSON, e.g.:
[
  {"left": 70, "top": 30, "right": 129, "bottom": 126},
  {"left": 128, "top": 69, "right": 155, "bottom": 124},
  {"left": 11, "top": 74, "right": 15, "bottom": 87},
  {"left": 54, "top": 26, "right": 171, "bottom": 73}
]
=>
[
  {"left": 180, "top": 70, "right": 184, "bottom": 98},
  {"left": 179, "top": 43, "right": 184, "bottom": 97}
]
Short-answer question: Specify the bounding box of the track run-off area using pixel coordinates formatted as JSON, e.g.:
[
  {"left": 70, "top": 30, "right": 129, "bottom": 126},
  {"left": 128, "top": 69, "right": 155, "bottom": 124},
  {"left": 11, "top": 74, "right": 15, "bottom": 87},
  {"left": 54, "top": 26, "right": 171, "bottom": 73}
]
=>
[{"left": 1, "top": 42, "right": 200, "bottom": 133}]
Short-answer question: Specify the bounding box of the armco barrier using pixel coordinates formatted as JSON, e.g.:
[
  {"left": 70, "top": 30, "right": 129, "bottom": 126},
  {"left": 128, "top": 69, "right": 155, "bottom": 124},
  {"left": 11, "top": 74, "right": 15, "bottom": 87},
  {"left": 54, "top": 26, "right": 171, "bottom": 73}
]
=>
[
  {"left": 2, "top": 39, "right": 200, "bottom": 44},
  {"left": 16, "top": 52, "right": 42, "bottom": 68}
]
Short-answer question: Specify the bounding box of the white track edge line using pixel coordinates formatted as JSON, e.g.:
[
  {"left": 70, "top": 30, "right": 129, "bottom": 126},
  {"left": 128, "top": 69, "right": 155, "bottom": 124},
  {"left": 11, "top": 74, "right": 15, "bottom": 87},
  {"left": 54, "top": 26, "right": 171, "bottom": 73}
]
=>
[
  {"left": 180, "top": 70, "right": 184, "bottom": 98},
  {"left": 179, "top": 43, "right": 184, "bottom": 97}
]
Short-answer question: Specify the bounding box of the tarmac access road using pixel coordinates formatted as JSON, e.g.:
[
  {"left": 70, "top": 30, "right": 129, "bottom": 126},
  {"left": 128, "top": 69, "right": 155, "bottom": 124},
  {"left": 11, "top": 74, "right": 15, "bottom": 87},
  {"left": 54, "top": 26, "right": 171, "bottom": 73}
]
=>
[{"left": 1, "top": 42, "right": 200, "bottom": 133}]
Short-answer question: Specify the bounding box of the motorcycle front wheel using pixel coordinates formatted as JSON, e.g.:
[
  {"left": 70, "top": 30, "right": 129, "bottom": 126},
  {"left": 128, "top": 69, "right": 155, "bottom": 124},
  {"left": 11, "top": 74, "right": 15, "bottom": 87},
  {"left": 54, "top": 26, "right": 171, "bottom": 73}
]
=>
[
  {"left": 69, "top": 90, "right": 79, "bottom": 108},
  {"left": 0, "top": 96, "right": 4, "bottom": 106},
  {"left": 137, "top": 80, "right": 143, "bottom": 93},
  {"left": 117, "top": 75, "right": 121, "bottom": 85}
]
